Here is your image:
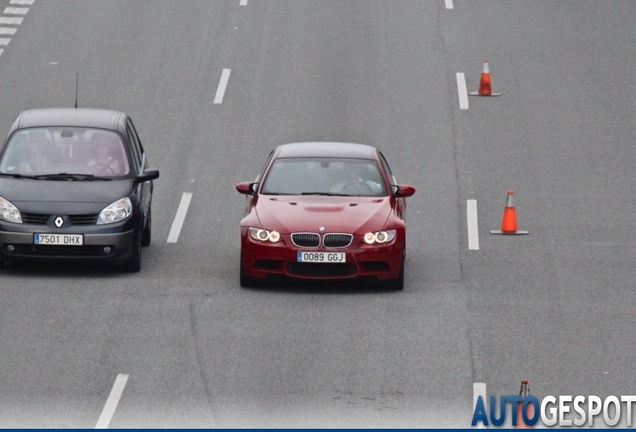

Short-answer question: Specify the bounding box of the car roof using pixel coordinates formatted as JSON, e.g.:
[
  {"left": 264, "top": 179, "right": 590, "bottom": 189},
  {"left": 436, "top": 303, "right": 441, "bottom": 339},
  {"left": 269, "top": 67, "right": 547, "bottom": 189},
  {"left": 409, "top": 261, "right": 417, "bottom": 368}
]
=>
[
  {"left": 9, "top": 108, "right": 126, "bottom": 134},
  {"left": 276, "top": 142, "right": 377, "bottom": 159}
]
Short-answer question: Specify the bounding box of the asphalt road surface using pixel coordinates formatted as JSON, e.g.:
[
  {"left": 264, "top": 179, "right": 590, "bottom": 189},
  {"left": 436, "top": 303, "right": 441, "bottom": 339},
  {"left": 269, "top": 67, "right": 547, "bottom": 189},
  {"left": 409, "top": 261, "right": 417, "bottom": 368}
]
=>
[{"left": 0, "top": 0, "right": 635, "bottom": 428}]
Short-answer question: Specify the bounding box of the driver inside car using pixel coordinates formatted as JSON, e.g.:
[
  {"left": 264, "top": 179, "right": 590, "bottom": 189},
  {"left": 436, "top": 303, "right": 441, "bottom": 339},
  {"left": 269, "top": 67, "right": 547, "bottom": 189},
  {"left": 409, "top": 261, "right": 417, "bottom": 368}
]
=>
[
  {"left": 88, "top": 132, "right": 121, "bottom": 174},
  {"left": 329, "top": 164, "right": 382, "bottom": 194}
]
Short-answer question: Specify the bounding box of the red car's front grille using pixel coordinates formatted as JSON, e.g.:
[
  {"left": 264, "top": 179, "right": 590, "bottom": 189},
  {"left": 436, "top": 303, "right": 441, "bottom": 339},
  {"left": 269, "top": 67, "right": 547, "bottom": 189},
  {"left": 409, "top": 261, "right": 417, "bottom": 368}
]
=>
[
  {"left": 287, "top": 263, "right": 356, "bottom": 277},
  {"left": 322, "top": 233, "right": 353, "bottom": 248},
  {"left": 291, "top": 233, "right": 320, "bottom": 247}
]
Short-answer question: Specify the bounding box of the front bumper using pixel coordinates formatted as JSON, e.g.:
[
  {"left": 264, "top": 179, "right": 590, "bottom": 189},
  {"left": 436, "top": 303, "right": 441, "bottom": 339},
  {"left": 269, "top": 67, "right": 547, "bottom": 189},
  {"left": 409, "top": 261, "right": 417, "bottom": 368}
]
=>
[
  {"left": 241, "top": 231, "right": 404, "bottom": 282},
  {"left": 0, "top": 228, "right": 135, "bottom": 262}
]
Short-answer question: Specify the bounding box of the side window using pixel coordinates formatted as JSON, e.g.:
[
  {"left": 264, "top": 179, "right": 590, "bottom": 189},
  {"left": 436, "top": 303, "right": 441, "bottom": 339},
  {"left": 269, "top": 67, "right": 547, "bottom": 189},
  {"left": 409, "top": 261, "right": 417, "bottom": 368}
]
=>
[
  {"left": 378, "top": 152, "right": 397, "bottom": 185},
  {"left": 125, "top": 120, "right": 142, "bottom": 172}
]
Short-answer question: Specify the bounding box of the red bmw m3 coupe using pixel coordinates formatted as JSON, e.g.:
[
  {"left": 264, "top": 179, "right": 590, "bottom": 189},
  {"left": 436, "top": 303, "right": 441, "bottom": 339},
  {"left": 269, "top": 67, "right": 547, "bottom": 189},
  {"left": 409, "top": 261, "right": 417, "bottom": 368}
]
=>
[{"left": 236, "top": 142, "right": 415, "bottom": 289}]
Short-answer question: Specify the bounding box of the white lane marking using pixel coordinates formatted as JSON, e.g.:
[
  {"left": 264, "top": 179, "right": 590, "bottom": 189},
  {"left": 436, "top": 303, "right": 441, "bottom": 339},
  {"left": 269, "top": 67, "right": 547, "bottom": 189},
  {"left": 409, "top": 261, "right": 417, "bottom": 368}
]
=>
[
  {"left": 10, "top": 0, "right": 34, "bottom": 4},
  {"left": 213, "top": 68, "right": 231, "bottom": 104},
  {"left": 3, "top": 7, "right": 28, "bottom": 14},
  {"left": 473, "top": 382, "right": 487, "bottom": 428},
  {"left": 456, "top": 72, "right": 469, "bottom": 110},
  {"left": 240, "top": 0, "right": 248, "bottom": 5},
  {"left": 445, "top": 0, "right": 454, "bottom": 9},
  {"left": 0, "top": 27, "right": 16, "bottom": 34},
  {"left": 167, "top": 192, "right": 193, "bottom": 243},
  {"left": 0, "top": 49, "right": 5, "bottom": 57},
  {"left": 467, "top": 199, "right": 479, "bottom": 250},
  {"left": 95, "top": 374, "right": 129, "bottom": 429},
  {"left": 0, "top": 38, "right": 9, "bottom": 46},
  {"left": 0, "top": 17, "right": 22, "bottom": 24}
]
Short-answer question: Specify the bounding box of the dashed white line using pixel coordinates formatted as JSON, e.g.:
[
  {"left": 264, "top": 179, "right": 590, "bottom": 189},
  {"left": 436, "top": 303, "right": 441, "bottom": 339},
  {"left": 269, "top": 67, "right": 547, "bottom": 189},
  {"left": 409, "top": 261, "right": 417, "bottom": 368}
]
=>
[
  {"left": 167, "top": 192, "right": 193, "bottom": 243},
  {"left": 0, "top": 17, "right": 23, "bottom": 24},
  {"left": 467, "top": 199, "right": 479, "bottom": 250},
  {"left": 3, "top": 7, "right": 28, "bottom": 15},
  {"left": 213, "top": 68, "right": 231, "bottom": 104},
  {"left": 240, "top": 0, "right": 248, "bottom": 5},
  {"left": 10, "top": 0, "right": 34, "bottom": 4},
  {"left": 0, "top": 38, "right": 10, "bottom": 46},
  {"left": 445, "top": 0, "right": 454, "bottom": 9},
  {"left": 0, "top": 27, "right": 16, "bottom": 34},
  {"left": 456, "top": 72, "right": 469, "bottom": 110},
  {"left": 95, "top": 374, "right": 129, "bottom": 429}
]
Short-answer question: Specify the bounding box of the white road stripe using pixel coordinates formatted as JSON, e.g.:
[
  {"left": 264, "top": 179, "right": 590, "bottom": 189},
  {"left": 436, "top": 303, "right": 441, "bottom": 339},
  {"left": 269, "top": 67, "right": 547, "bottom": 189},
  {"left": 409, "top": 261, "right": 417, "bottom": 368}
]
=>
[
  {"left": 0, "top": 17, "right": 22, "bottom": 24},
  {"left": 240, "top": 0, "right": 248, "bottom": 5},
  {"left": 473, "top": 382, "right": 487, "bottom": 428},
  {"left": 95, "top": 374, "right": 129, "bottom": 429},
  {"left": 10, "top": 0, "right": 34, "bottom": 4},
  {"left": 0, "top": 38, "right": 10, "bottom": 46},
  {"left": 0, "top": 49, "right": 5, "bottom": 57},
  {"left": 467, "top": 199, "right": 479, "bottom": 250},
  {"left": 3, "top": 7, "right": 28, "bottom": 14},
  {"left": 456, "top": 72, "right": 469, "bottom": 110},
  {"left": 167, "top": 192, "right": 193, "bottom": 243},
  {"left": 0, "top": 27, "right": 16, "bottom": 34},
  {"left": 445, "top": 0, "right": 454, "bottom": 9},
  {"left": 213, "top": 68, "right": 231, "bottom": 104}
]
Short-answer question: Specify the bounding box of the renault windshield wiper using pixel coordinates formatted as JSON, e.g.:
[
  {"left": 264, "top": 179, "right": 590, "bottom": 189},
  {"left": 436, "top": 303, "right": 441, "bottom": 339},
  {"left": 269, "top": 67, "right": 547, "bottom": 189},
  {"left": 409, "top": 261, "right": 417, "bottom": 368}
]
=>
[
  {"left": 0, "top": 172, "right": 38, "bottom": 179},
  {"left": 33, "top": 173, "right": 112, "bottom": 181}
]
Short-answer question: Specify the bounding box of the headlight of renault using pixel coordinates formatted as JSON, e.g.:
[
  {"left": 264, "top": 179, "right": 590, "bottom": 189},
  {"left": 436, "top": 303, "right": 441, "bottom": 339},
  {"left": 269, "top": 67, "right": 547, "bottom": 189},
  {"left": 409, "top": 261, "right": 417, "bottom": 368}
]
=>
[
  {"left": 97, "top": 197, "right": 132, "bottom": 225},
  {"left": 248, "top": 227, "right": 281, "bottom": 243},
  {"left": 0, "top": 196, "right": 22, "bottom": 223},
  {"left": 363, "top": 229, "right": 396, "bottom": 244}
]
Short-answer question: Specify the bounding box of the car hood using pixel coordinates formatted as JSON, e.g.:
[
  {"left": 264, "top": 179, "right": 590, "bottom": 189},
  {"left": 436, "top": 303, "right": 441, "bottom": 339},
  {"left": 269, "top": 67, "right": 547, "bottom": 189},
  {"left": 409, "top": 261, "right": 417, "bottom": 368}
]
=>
[
  {"left": 0, "top": 178, "right": 133, "bottom": 213},
  {"left": 254, "top": 195, "right": 392, "bottom": 234}
]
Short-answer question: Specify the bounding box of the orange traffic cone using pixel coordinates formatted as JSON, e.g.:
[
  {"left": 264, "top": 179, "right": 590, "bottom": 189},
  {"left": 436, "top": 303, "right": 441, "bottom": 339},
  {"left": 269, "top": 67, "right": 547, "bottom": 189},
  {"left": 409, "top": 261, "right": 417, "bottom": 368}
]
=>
[
  {"left": 515, "top": 379, "right": 533, "bottom": 428},
  {"left": 469, "top": 61, "right": 502, "bottom": 97},
  {"left": 490, "top": 191, "right": 529, "bottom": 235}
]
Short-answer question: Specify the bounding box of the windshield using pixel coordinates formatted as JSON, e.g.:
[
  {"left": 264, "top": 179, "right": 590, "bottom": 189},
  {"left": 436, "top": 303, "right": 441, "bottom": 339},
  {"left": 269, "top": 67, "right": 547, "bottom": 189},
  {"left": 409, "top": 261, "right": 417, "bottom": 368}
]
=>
[
  {"left": 0, "top": 127, "right": 130, "bottom": 177},
  {"left": 261, "top": 157, "right": 387, "bottom": 196}
]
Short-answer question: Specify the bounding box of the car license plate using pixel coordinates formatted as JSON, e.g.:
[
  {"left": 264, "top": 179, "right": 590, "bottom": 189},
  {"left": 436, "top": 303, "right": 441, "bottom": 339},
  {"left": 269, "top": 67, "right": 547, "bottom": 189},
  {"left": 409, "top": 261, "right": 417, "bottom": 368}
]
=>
[
  {"left": 34, "top": 234, "right": 84, "bottom": 246},
  {"left": 297, "top": 252, "right": 346, "bottom": 263}
]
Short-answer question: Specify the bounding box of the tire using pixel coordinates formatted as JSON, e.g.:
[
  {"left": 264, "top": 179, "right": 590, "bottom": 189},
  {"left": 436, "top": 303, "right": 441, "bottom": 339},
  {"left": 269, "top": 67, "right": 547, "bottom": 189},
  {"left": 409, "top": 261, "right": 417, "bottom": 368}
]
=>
[
  {"left": 386, "top": 258, "right": 404, "bottom": 291},
  {"left": 240, "top": 260, "right": 258, "bottom": 288},
  {"left": 123, "top": 232, "right": 142, "bottom": 273},
  {"left": 0, "top": 260, "right": 4, "bottom": 270},
  {"left": 141, "top": 204, "right": 152, "bottom": 247}
]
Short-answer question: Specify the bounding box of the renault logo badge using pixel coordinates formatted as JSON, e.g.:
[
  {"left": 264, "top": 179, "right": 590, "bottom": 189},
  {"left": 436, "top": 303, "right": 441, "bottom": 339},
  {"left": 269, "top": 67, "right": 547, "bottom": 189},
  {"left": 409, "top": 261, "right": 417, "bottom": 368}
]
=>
[
  {"left": 54, "top": 216, "right": 64, "bottom": 228},
  {"left": 318, "top": 226, "right": 326, "bottom": 232}
]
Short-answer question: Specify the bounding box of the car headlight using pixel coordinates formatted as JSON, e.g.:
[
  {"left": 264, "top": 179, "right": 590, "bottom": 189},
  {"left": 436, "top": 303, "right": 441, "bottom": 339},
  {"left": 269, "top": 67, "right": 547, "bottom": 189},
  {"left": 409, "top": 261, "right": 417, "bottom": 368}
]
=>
[
  {"left": 97, "top": 197, "right": 132, "bottom": 225},
  {"left": 363, "top": 229, "right": 396, "bottom": 244},
  {"left": 0, "top": 196, "right": 22, "bottom": 223},
  {"left": 248, "top": 227, "right": 281, "bottom": 243}
]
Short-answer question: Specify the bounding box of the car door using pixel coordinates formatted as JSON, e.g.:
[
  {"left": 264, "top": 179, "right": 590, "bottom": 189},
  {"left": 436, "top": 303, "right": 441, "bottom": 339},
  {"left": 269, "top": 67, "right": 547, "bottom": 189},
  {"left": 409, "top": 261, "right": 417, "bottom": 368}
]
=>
[
  {"left": 125, "top": 118, "right": 152, "bottom": 216},
  {"left": 378, "top": 151, "right": 406, "bottom": 220}
]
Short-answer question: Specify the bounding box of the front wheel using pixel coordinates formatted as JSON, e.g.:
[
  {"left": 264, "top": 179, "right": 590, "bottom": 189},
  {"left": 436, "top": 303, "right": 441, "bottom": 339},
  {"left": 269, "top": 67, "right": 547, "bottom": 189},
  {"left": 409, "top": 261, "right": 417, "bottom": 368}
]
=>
[
  {"left": 141, "top": 204, "right": 152, "bottom": 247},
  {"left": 240, "top": 260, "right": 258, "bottom": 288},
  {"left": 385, "top": 258, "right": 404, "bottom": 290},
  {"left": 123, "top": 233, "right": 142, "bottom": 273}
]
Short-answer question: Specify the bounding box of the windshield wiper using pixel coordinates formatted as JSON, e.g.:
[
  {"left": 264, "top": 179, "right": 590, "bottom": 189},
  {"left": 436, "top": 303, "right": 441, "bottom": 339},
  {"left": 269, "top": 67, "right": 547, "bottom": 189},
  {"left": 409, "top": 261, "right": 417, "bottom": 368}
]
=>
[
  {"left": 0, "top": 172, "right": 38, "bottom": 179},
  {"left": 33, "top": 173, "right": 112, "bottom": 181},
  {"left": 301, "top": 192, "right": 349, "bottom": 196}
]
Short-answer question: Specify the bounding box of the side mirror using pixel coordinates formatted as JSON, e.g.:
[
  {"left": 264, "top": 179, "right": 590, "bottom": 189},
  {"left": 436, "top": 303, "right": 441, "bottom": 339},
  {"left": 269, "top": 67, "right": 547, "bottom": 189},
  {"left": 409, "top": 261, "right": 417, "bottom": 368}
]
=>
[
  {"left": 236, "top": 181, "right": 259, "bottom": 195},
  {"left": 393, "top": 184, "right": 415, "bottom": 198},
  {"left": 134, "top": 168, "right": 159, "bottom": 185}
]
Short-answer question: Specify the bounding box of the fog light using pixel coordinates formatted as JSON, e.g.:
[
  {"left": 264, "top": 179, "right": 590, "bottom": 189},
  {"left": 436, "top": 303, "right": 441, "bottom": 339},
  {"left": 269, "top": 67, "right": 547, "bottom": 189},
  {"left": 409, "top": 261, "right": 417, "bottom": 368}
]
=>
[
  {"left": 6, "top": 245, "right": 14, "bottom": 252},
  {"left": 103, "top": 246, "right": 111, "bottom": 254}
]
